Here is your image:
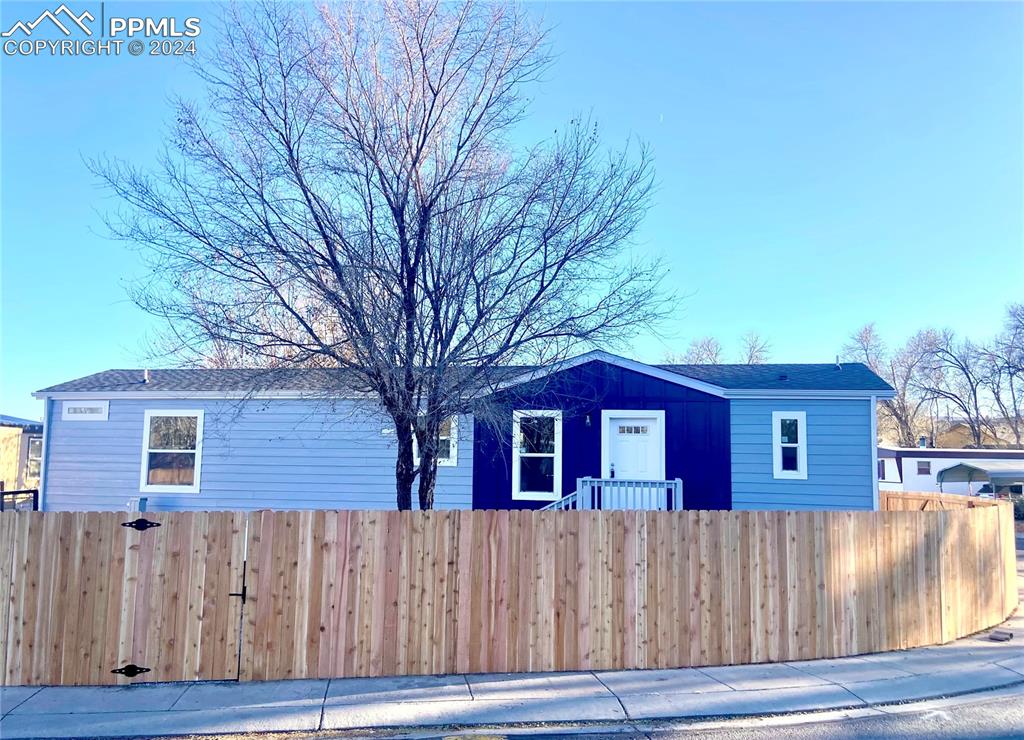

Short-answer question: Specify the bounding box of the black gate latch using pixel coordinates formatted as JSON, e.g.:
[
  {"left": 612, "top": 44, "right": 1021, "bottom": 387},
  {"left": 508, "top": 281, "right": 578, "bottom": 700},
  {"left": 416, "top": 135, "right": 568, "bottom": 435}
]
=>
[
  {"left": 121, "top": 518, "right": 161, "bottom": 531},
  {"left": 111, "top": 664, "right": 151, "bottom": 678}
]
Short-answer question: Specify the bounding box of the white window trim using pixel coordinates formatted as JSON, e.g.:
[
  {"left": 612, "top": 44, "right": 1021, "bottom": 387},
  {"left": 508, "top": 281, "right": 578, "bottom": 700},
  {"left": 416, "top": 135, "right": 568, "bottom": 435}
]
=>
[
  {"left": 772, "top": 410, "right": 808, "bottom": 480},
  {"left": 62, "top": 400, "right": 108, "bottom": 421},
  {"left": 412, "top": 416, "right": 459, "bottom": 467},
  {"left": 512, "top": 410, "right": 563, "bottom": 501},
  {"left": 25, "top": 435, "right": 42, "bottom": 479},
  {"left": 140, "top": 409, "right": 204, "bottom": 494}
]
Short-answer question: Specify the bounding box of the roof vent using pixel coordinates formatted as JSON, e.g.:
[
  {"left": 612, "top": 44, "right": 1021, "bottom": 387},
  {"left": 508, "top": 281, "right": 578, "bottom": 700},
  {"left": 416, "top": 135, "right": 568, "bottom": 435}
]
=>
[
  {"left": 143, "top": 369, "right": 151, "bottom": 384},
  {"left": 778, "top": 373, "right": 788, "bottom": 381},
  {"left": 835, "top": 355, "right": 842, "bottom": 370}
]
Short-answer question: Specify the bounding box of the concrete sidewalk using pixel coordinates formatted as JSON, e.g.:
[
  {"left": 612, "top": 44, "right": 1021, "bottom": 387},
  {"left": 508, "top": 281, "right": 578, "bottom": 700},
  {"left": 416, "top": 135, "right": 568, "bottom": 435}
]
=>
[
  {"left": 2, "top": 543, "right": 1022, "bottom": 739},
  {"left": 3, "top": 631, "right": 1022, "bottom": 738}
]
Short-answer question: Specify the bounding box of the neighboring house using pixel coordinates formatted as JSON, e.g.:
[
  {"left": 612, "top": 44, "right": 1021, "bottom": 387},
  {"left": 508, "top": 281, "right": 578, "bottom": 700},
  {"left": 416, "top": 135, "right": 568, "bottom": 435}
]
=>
[
  {"left": 878, "top": 445, "right": 1024, "bottom": 494},
  {"left": 32, "top": 350, "right": 893, "bottom": 513},
  {"left": 0, "top": 414, "right": 43, "bottom": 491},
  {"left": 935, "top": 419, "right": 1021, "bottom": 449}
]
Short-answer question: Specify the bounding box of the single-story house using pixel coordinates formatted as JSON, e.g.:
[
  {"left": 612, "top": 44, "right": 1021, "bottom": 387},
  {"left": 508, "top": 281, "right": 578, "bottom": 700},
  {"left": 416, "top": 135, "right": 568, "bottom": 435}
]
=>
[
  {"left": 31, "top": 350, "right": 894, "bottom": 512},
  {"left": 879, "top": 445, "right": 1024, "bottom": 495},
  {"left": 0, "top": 414, "right": 43, "bottom": 492}
]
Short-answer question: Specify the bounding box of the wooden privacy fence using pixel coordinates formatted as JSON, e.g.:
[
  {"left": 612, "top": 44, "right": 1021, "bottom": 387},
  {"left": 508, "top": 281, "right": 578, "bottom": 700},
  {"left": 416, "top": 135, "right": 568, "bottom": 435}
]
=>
[
  {"left": 0, "top": 512, "right": 246, "bottom": 686},
  {"left": 0, "top": 503, "right": 1018, "bottom": 686},
  {"left": 881, "top": 490, "right": 1003, "bottom": 511}
]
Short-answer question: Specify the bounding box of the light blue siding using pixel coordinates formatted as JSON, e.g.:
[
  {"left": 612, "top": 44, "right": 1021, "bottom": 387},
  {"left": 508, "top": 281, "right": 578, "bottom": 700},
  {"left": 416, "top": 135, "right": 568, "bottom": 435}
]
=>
[
  {"left": 730, "top": 398, "right": 874, "bottom": 510},
  {"left": 42, "top": 398, "right": 473, "bottom": 511}
]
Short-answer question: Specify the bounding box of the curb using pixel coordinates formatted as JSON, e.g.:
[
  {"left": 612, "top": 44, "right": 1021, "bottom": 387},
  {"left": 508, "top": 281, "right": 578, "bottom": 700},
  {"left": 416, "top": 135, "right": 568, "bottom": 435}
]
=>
[{"left": 384, "top": 679, "right": 1024, "bottom": 738}]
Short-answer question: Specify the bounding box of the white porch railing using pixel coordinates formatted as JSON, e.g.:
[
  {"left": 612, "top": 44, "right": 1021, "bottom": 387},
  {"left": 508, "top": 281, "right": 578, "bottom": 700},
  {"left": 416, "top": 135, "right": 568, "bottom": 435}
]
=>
[{"left": 541, "top": 477, "right": 684, "bottom": 511}]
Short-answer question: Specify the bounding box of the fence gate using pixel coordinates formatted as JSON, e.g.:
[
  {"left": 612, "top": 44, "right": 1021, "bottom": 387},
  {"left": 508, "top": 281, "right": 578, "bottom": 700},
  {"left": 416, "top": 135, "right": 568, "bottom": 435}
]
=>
[{"left": 1, "top": 511, "right": 246, "bottom": 686}]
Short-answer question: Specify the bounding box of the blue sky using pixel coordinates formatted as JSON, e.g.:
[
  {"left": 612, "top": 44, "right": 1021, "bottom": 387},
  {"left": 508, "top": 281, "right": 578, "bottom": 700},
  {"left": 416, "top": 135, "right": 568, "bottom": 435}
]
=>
[{"left": 2, "top": 1, "right": 1021, "bottom": 419}]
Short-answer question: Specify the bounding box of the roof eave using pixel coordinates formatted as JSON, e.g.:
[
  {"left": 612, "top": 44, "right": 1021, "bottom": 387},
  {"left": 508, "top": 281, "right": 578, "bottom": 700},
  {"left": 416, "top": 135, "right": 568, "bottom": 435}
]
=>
[
  {"left": 723, "top": 388, "right": 896, "bottom": 400},
  {"left": 32, "top": 389, "right": 375, "bottom": 400}
]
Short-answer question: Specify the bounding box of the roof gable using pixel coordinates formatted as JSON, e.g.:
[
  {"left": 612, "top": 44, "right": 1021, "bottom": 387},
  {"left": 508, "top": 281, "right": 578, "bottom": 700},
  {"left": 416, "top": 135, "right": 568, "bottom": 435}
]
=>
[{"left": 491, "top": 351, "right": 894, "bottom": 399}]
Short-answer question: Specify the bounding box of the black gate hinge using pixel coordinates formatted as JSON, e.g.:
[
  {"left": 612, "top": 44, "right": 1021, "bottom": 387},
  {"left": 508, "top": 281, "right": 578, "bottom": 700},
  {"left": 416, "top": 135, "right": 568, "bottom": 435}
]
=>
[
  {"left": 121, "top": 518, "right": 161, "bottom": 531},
  {"left": 112, "top": 664, "right": 151, "bottom": 678},
  {"left": 229, "top": 584, "right": 247, "bottom": 603}
]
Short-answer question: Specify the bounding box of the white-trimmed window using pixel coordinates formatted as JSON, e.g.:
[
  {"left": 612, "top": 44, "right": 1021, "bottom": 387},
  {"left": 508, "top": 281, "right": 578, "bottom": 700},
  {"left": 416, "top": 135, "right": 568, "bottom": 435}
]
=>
[
  {"left": 140, "top": 410, "right": 204, "bottom": 493},
  {"left": 512, "top": 410, "right": 562, "bottom": 501},
  {"left": 413, "top": 416, "right": 458, "bottom": 467},
  {"left": 772, "top": 411, "right": 807, "bottom": 480},
  {"left": 25, "top": 436, "right": 42, "bottom": 479}
]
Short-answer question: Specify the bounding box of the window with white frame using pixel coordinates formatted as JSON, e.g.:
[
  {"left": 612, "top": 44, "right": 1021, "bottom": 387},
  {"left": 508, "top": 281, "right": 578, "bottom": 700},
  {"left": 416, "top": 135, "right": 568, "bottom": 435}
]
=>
[
  {"left": 917, "top": 461, "right": 931, "bottom": 475},
  {"left": 412, "top": 416, "right": 458, "bottom": 467},
  {"left": 140, "top": 410, "right": 204, "bottom": 493},
  {"left": 772, "top": 411, "right": 807, "bottom": 480},
  {"left": 512, "top": 410, "right": 562, "bottom": 500},
  {"left": 25, "top": 436, "right": 42, "bottom": 479}
]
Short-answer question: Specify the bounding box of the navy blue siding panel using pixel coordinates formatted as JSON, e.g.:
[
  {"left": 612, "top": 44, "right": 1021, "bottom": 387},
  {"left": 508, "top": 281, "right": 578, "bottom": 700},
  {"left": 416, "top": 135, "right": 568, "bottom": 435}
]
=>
[
  {"left": 730, "top": 398, "right": 874, "bottom": 511},
  {"left": 472, "top": 361, "right": 732, "bottom": 510},
  {"left": 42, "top": 398, "right": 472, "bottom": 511}
]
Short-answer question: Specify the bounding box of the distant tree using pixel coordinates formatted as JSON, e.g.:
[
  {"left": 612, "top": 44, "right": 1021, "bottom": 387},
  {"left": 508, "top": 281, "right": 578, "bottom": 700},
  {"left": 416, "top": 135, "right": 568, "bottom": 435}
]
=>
[
  {"left": 915, "top": 331, "right": 993, "bottom": 448},
  {"left": 95, "top": 0, "right": 668, "bottom": 510},
  {"left": 1005, "top": 304, "right": 1024, "bottom": 375},
  {"left": 738, "top": 331, "right": 770, "bottom": 364},
  {"left": 676, "top": 336, "right": 723, "bottom": 364},
  {"left": 665, "top": 332, "right": 770, "bottom": 365},
  {"left": 842, "top": 324, "right": 939, "bottom": 447},
  {"left": 981, "top": 304, "right": 1024, "bottom": 446}
]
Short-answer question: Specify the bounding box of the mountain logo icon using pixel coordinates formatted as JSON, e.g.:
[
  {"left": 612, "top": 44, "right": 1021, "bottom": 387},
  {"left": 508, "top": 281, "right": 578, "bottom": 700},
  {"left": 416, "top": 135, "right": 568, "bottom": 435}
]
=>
[{"left": 2, "top": 4, "right": 94, "bottom": 37}]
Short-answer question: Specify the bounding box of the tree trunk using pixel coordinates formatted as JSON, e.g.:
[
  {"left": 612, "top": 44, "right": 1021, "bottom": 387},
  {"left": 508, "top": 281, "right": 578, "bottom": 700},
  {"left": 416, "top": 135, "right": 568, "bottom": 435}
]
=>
[
  {"left": 418, "top": 454, "right": 438, "bottom": 511},
  {"left": 896, "top": 415, "right": 917, "bottom": 448},
  {"left": 415, "top": 417, "right": 440, "bottom": 510},
  {"left": 394, "top": 422, "right": 415, "bottom": 511}
]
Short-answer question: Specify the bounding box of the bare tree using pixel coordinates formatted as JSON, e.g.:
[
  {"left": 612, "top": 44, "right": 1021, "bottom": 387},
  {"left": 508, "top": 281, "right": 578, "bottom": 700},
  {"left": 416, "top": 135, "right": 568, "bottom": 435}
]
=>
[
  {"left": 738, "top": 331, "right": 770, "bottom": 364},
  {"left": 981, "top": 304, "right": 1024, "bottom": 446},
  {"left": 93, "top": 1, "right": 668, "bottom": 510},
  {"left": 842, "top": 324, "right": 939, "bottom": 447},
  {"left": 1005, "top": 304, "right": 1024, "bottom": 375},
  {"left": 670, "top": 336, "right": 723, "bottom": 364},
  {"left": 916, "top": 330, "right": 994, "bottom": 447}
]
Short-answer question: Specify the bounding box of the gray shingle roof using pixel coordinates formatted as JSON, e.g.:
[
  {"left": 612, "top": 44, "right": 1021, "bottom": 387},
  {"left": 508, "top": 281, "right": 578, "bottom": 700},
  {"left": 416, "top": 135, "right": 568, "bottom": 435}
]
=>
[
  {"left": 658, "top": 362, "right": 893, "bottom": 392},
  {"left": 37, "top": 360, "right": 892, "bottom": 395},
  {"left": 36, "top": 368, "right": 367, "bottom": 394}
]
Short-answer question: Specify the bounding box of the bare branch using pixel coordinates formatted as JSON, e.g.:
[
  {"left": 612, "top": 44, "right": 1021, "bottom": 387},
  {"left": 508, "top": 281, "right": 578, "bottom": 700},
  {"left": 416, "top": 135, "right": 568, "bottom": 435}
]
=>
[{"left": 92, "top": 0, "right": 670, "bottom": 509}]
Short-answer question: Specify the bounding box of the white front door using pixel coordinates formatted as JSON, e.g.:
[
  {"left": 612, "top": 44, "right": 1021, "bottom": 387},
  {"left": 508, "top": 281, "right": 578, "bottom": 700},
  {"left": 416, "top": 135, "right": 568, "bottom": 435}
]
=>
[{"left": 601, "top": 411, "right": 665, "bottom": 480}]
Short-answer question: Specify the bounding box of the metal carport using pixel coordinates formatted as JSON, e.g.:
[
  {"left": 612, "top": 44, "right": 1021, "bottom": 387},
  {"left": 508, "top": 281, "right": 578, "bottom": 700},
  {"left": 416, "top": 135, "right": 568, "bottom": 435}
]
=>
[{"left": 936, "top": 460, "right": 1024, "bottom": 493}]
